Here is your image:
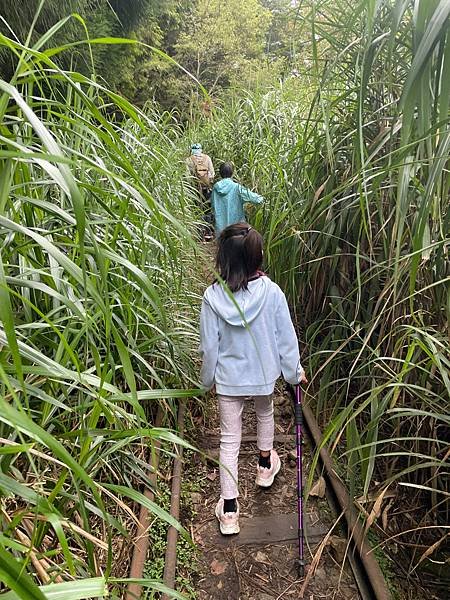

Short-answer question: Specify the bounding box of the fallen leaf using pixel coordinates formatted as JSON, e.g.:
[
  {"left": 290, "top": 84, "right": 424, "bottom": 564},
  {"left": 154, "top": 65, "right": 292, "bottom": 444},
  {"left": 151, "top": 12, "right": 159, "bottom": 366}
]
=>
[
  {"left": 288, "top": 448, "right": 298, "bottom": 462},
  {"left": 364, "top": 486, "right": 390, "bottom": 533},
  {"left": 255, "top": 550, "right": 270, "bottom": 564},
  {"left": 314, "top": 176, "right": 330, "bottom": 201},
  {"left": 309, "top": 477, "right": 326, "bottom": 498},
  {"left": 416, "top": 534, "right": 448, "bottom": 567},
  {"left": 210, "top": 558, "right": 227, "bottom": 576},
  {"left": 382, "top": 498, "right": 394, "bottom": 531},
  {"left": 356, "top": 489, "right": 395, "bottom": 503},
  {"left": 206, "top": 470, "right": 218, "bottom": 481},
  {"left": 328, "top": 535, "right": 347, "bottom": 563}
]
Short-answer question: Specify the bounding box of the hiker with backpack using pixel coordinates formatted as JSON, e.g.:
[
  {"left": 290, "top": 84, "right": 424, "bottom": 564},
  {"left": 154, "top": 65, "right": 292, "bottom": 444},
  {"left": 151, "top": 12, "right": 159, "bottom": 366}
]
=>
[
  {"left": 211, "top": 162, "right": 263, "bottom": 237},
  {"left": 186, "top": 143, "right": 215, "bottom": 239},
  {"left": 199, "top": 223, "right": 307, "bottom": 534}
]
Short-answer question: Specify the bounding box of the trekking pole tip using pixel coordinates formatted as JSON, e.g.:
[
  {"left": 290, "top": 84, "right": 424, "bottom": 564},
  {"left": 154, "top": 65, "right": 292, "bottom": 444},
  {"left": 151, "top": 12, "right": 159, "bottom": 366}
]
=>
[{"left": 296, "top": 559, "right": 306, "bottom": 578}]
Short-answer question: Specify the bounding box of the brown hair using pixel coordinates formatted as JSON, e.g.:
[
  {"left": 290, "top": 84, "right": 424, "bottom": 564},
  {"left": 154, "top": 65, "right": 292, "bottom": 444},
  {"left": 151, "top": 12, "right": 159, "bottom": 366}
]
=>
[{"left": 216, "top": 223, "right": 263, "bottom": 292}]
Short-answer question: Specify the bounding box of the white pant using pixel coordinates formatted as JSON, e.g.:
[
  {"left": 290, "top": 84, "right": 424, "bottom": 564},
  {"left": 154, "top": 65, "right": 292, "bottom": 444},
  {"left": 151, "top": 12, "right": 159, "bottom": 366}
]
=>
[{"left": 218, "top": 394, "right": 274, "bottom": 499}]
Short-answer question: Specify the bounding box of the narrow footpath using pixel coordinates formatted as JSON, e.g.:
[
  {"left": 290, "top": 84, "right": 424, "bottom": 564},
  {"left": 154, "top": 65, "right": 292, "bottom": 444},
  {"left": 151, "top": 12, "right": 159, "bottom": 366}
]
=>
[{"left": 187, "top": 386, "right": 361, "bottom": 599}]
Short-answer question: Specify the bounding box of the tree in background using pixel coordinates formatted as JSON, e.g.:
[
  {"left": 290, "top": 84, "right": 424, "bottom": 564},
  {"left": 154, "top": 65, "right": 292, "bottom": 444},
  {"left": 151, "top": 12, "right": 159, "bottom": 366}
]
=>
[
  {"left": 0, "top": 0, "right": 82, "bottom": 78},
  {"left": 110, "top": 0, "right": 192, "bottom": 105},
  {"left": 263, "top": 0, "right": 296, "bottom": 59},
  {"left": 0, "top": 0, "right": 173, "bottom": 96},
  {"left": 143, "top": 0, "right": 272, "bottom": 112},
  {"left": 0, "top": 1, "right": 298, "bottom": 110},
  {"left": 176, "top": 0, "right": 271, "bottom": 91},
  {"left": 89, "top": 0, "right": 179, "bottom": 99}
]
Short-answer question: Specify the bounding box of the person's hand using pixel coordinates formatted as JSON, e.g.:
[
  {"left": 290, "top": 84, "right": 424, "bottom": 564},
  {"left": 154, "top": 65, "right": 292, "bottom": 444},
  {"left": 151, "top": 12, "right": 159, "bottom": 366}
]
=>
[{"left": 300, "top": 372, "right": 308, "bottom": 384}]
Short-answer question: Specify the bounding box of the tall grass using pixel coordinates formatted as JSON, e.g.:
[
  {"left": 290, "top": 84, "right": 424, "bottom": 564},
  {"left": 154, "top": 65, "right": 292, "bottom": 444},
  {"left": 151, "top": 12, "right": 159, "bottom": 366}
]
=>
[
  {"left": 0, "top": 25, "right": 203, "bottom": 600},
  {"left": 1, "top": 1, "right": 448, "bottom": 595},
  {"left": 194, "top": 0, "right": 449, "bottom": 581}
]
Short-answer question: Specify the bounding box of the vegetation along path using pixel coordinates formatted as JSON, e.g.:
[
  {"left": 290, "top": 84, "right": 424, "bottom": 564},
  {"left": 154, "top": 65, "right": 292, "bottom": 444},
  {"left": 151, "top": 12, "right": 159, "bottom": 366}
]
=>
[{"left": 0, "top": 1, "right": 448, "bottom": 599}]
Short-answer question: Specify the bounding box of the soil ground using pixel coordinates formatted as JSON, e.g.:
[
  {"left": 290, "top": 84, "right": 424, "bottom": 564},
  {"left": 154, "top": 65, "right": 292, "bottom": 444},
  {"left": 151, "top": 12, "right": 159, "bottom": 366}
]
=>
[{"left": 187, "top": 387, "right": 361, "bottom": 600}]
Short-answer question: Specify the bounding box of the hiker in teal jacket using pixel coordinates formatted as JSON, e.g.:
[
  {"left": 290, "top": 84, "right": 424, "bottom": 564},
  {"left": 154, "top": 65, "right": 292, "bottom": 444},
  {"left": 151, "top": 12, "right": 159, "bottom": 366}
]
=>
[{"left": 211, "top": 162, "right": 263, "bottom": 236}]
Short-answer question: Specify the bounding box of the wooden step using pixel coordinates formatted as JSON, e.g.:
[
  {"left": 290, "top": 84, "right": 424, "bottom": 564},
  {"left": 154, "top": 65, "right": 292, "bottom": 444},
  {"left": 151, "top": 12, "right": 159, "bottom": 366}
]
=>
[{"left": 204, "top": 513, "right": 328, "bottom": 547}]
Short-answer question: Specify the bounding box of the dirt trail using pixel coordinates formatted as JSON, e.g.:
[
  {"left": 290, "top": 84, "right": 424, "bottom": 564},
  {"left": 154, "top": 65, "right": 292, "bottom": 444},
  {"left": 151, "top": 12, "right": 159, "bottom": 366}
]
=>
[{"left": 187, "top": 387, "right": 361, "bottom": 600}]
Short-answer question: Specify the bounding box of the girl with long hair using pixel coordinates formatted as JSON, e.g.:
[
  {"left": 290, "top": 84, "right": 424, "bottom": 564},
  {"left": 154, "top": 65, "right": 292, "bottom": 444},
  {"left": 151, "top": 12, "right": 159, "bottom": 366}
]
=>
[{"left": 199, "top": 223, "right": 307, "bottom": 534}]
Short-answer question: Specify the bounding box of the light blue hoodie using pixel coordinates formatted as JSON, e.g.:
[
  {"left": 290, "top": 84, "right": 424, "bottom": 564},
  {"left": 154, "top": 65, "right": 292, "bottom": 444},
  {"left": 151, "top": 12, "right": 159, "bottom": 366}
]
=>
[
  {"left": 211, "top": 178, "right": 263, "bottom": 235},
  {"left": 199, "top": 276, "right": 303, "bottom": 396}
]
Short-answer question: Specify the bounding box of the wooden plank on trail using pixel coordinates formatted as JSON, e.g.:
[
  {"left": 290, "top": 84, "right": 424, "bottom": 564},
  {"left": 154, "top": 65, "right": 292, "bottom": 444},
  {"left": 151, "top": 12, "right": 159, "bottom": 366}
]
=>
[{"left": 205, "top": 513, "right": 328, "bottom": 547}]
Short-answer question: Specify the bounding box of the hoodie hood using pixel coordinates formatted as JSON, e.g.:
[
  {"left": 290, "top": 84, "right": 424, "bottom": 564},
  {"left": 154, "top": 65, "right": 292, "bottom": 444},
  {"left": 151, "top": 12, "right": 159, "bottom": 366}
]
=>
[
  {"left": 204, "top": 277, "right": 270, "bottom": 326},
  {"left": 214, "top": 178, "right": 235, "bottom": 195}
]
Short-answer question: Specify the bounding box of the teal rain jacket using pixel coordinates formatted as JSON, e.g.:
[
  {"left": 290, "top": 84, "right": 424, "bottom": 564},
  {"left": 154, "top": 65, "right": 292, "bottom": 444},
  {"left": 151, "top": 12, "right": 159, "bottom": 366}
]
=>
[{"left": 211, "top": 178, "right": 263, "bottom": 235}]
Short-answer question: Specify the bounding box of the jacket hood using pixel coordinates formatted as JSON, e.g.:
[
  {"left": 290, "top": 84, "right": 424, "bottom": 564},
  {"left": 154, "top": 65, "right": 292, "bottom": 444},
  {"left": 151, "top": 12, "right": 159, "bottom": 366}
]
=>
[
  {"left": 214, "top": 178, "right": 235, "bottom": 195},
  {"left": 204, "top": 277, "right": 270, "bottom": 326}
]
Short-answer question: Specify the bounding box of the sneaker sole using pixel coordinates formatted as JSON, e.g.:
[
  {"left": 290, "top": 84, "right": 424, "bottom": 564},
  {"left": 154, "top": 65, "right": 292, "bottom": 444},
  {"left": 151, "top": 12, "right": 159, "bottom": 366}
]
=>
[
  {"left": 215, "top": 506, "right": 240, "bottom": 535},
  {"left": 255, "top": 458, "right": 281, "bottom": 488},
  {"left": 219, "top": 521, "right": 240, "bottom": 535}
]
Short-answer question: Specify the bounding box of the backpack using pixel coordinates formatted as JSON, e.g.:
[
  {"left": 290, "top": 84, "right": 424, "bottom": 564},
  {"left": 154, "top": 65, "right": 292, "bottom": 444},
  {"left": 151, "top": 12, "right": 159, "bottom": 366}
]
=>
[{"left": 191, "top": 154, "right": 211, "bottom": 187}]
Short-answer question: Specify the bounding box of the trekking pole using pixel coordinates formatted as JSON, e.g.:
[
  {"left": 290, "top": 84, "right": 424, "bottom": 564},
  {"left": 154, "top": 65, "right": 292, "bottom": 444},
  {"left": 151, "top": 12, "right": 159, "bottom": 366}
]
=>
[{"left": 294, "top": 384, "right": 305, "bottom": 577}]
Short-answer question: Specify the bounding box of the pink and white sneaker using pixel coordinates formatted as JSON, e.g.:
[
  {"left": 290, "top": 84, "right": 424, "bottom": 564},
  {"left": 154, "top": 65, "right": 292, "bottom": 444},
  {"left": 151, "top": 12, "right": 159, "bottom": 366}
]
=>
[
  {"left": 255, "top": 449, "right": 281, "bottom": 488},
  {"left": 215, "top": 498, "right": 240, "bottom": 535}
]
